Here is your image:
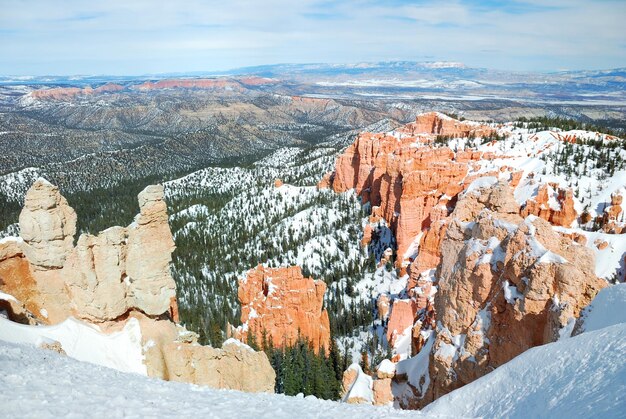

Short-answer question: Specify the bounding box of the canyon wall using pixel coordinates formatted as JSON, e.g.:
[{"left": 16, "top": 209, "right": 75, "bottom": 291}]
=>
[{"left": 326, "top": 112, "right": 613, "bottom": 409}]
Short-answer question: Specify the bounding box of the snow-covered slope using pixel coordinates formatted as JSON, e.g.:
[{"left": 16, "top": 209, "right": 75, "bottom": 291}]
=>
[
  {"left": 425, "top": 323, "right": 626, "bottom": 418},
  {"left": 576, "top": 283, "right": 626, "bottom": 333},
  {"left": 0, "top": 340, "right": 418, "bottom": 419},
  {"left": 2, "top": 321, "right": 624, "bottom": 418}
]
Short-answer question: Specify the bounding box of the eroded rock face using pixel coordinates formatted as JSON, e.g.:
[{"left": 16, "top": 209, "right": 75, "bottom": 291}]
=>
[
  {"left": 234, "top": 265, "right": 331, "bottom": 353},
  {"left": 41, "top": 184, "right": 177, "bottom": 322},
  {"left": 1, "top": 179, "right": 275, "bottom": 394},
  {"left": 418, "top": 182, "right": 605, "bottom": 405},
  {"left": 396, "top": 112, "right": 496, "bottom": 138},
  {"left": 18, "top": 179, "right": 76, "bottom": 269},
  {"left": 521, "top": 183, "right": 577, "bottom": 227},
  {"left": 126, "top": 185, "right": 177, "bottom": 316},
  {"left": 600, "top": 189, "right": 625, "bottom": 233}
]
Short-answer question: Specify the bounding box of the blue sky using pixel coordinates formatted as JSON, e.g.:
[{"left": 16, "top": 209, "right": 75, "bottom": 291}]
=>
[{"left": 0, "top": 0, "right": 624, "bottom": 75}]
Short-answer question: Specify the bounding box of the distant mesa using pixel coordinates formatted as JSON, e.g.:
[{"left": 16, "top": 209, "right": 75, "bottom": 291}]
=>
[{"left": 27, "top": 77, "right": 278, "bottom": 100}]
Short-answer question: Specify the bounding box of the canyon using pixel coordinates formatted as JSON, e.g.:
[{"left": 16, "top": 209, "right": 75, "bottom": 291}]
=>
[
  {"left": 332, "top": 112, "right": 624, "bottom": 408},
  {"left": 0, "top": 109, "right": 624, "bottom": 412}
]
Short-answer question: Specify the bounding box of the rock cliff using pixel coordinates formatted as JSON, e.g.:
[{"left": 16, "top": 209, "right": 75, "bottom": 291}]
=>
[
  {"left": 326, "top": 113, "right": 619, "bottom": 409},
  {"left": 416, "top": 181, "right": 605, "bottom": 406},
  {"left": 232, "top": 265, "right": 331, "bottom": 353},
  {"left": 0, "top": 179, "right": 275, "bottom": 393}
]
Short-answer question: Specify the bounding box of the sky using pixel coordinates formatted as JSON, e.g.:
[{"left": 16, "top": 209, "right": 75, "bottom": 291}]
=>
[{"left": 0, "top": 0, "right": 624, "bottom": 76}]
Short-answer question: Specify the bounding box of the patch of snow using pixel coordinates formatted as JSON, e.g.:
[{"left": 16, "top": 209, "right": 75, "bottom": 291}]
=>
[
  {"left": 0, "top": 340, "right": 415, "bottom": 418},
  {"left": 577, "top": 283, "right": 626, "bottom": 334},
  {"left": 0, "top": 316, "right": 146, "bottom": 375},
  {"left": 503, "top": 280, "right": 523, "bottom": 304},
  {"left": 342, "top": 363, "right": 373, "bottom": 403}
]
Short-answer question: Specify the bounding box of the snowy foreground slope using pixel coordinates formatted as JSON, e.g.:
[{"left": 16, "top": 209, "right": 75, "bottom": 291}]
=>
[
  {"left": 0, "top": 340, "right": 418, "bottom": 419},
  {"left": 425, "top": 322, "right": 626, "bottom": 418},
  {"left": 1, "top": 321, "right": 624, "bottom": 418}
]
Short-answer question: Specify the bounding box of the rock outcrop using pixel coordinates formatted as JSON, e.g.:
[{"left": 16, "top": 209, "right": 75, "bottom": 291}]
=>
[
  {"left": 395, "top": 112, "right": 496, "bottom": 138},
  {"left": 341, "top": 363, "right": 394, "bottom": 406},
  {"left": 326, "top": 113, "right": 620, "bottom": 409},
  {"left": 233, "top": 265, "right": 331, "bottom": 353},
  {"left": 18, "top": 179, "right": 76, "bottom": 270},
  {"left": 0, "top": 179, "right": 275, "bottom": 393},
  {"left": 411, "top": 182, "right": 605, "bottom": 406},
  {"left": 600, "top": 189, "right": 625, "bottom": 233},
  {"left": 521, "top": 183, "right": 577, "bottom": 227}
]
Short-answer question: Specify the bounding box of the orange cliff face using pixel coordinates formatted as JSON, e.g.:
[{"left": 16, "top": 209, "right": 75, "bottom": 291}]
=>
[
  {"left": 520, "top": 182, "right": 577, "bottom": 227},
  {"left": 331, "top": 113, "right": 500, "bottom": 271},
  {"left": 233, "top": 265, "right": 331, "bottom": 353}
]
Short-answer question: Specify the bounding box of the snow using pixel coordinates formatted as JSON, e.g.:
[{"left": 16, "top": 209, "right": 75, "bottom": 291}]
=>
[
  {"left": 0, "top": 340, "right": 417, "bottom": 419},
  {"left": 555, "top": 227, "right": 626, "bottom": 280},
  {"left": 222, "top": 338, "right": 255, "bottom": 352},
  {"left": 463, "top": 176, "right": 498, "bottom": 195},
  {"left": 537, "top": 250, "right": 568, "bottom": 264},
  {"left": 503, "top": 280, "right": 523, "bottom": 305},
  {"left": 377, "top": 359, "right": 396, "bottom": 376},
  {"left": 0, "top": 316, "right": 146, "bottom": 375},
  {"left": 0, "top": 291, "right": 18, "bottom": 303},
  {"left": 577, "top": 283, "right": 626, "bottom": 334},
  {"left": 425, "top": 323, "right": 626, "bottom": 418},
  {"left": 394, "top": 330, "right": 434, "bottom": 401},
  {"left": 342, "top": 363, "right": 374, "bottom": 403}
]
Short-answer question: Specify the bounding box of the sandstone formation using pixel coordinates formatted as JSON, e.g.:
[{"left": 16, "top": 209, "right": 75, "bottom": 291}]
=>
[
  {"left": 18, "top": 179, "right": 76, "bottom": 270},
  {"left": 412, "top": 182, "right": 605, "bottom": 406},
  {"left": 0, "top": 179, "right": 275, "bottom": 393},
  {"left": 520, "top": 183, "right": 577, "bottom": 227},
  {"left": 233, "top": 265, "right": 331, "bottom": 353},
  {"left": 341, "top": 363, "right": 393, "bottom": 406},
  {"left": 326, "top": 113, "right": 618, "bottom": 409},
  {"left": 395, "top": 112, "right": 496, "bottom": 138},
  {"left": 600, "top": 189, "right": 625, "bottom": 233}
]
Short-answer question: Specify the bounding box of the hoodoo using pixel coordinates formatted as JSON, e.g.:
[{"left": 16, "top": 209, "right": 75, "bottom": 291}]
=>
[{"left": 0, "top": 179, "right": 275, "bottom": 393}]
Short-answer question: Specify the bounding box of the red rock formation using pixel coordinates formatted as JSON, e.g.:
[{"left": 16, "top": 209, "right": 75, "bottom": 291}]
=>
[
  {"left": 521, "top": 183, "right": 577, "bottom": 227},
  {"left": 273, "top": 178, "right": 284, "bottom": 188},
  {"left": 386, "top": 299, "right": 418, "bottom": 348},
  {"left": 396, "top": 112, "right": 496, "bottom": 138},
  {"left": 317, "top": 172, "right": 333, "bottom": 190},
  {"left": 234, "top": 265, "right": 331, "bottom": 353},
  {"left": 600, "top": 190, "right": 624, "bottom": 233}
]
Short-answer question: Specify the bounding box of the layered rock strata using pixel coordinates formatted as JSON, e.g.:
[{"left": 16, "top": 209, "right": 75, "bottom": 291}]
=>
[{"left": 394, "top": 182, "right": 605, "bottom": 408}]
